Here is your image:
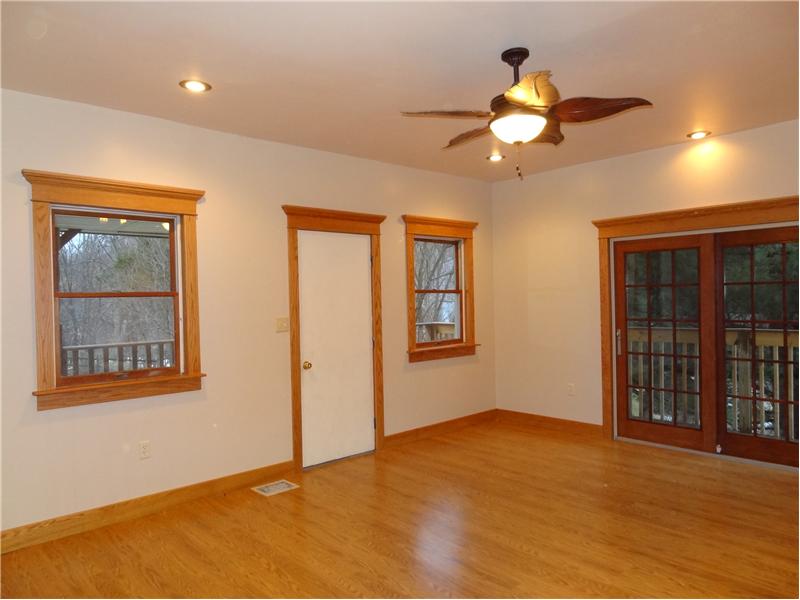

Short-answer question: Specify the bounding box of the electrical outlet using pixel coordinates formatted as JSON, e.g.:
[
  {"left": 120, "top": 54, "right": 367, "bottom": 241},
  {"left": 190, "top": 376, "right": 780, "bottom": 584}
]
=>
[
  {"left": 139, "top": 440, "right": 151, "bottom": 460},
  {"left": 567, "top": 383, "right": 576, "bottom": 397},
  {"left": 275, "top": 317, "right": 290, "bottom": 333}
]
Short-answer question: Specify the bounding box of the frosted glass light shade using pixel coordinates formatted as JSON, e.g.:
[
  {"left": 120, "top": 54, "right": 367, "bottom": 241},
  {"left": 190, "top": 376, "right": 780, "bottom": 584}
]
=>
[{"left": 489, "top": 113, "right": 547, "bottom": 144}]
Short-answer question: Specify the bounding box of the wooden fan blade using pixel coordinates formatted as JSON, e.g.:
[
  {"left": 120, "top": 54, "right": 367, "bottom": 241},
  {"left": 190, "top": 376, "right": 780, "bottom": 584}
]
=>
[
  {"left": 401, "top": 110, "right": 492, "bottom": 119},
  {"left": 443, "top": 126, "right": 491, "bottom": 149},
  {"left": 505, "top": 71, "right": 560, "bottom": 108},
  {"left": 530, "top": 119, "right": 564, "bottom": 145},
  {"left": 551, "top": 97, "right": 652, "bottom": 123}
]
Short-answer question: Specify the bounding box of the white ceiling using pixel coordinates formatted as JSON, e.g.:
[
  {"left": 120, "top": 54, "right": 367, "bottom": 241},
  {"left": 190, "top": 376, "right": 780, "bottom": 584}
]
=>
[{"left": 2, "top": 2, "right": 797, "bottom": 182}]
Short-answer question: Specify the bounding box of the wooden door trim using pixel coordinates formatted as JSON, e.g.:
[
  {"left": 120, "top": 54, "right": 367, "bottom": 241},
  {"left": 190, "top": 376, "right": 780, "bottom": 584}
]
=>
[
  {"left": 595, "top": 196, "right": 799, "bottom": 439},
  {"left": 283, "top": 205, "right": 387, "bottom": 470}
]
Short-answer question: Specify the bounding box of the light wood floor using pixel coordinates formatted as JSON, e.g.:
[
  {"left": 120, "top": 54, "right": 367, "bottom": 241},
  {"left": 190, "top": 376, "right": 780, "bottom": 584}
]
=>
[{"left": 2, "top": 420, "right": 797, "bottom": 598}]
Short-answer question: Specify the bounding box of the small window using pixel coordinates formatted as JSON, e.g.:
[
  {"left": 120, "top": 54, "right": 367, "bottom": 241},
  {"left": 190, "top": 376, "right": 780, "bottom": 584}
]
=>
[
  {"left": 403, "top": 215, "right": 478, "bottom": 362},
  {"left": 54, "top": 211, "right": 179, "bottom": 384},
  {"left": 24, "top": 169, "right": 205, "bottom": 410},
  {"left": 414, "top": 239, "right": 462, "bottom": 345}
]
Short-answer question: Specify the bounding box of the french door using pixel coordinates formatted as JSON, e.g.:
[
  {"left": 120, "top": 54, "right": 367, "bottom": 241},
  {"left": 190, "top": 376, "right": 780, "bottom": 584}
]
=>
[
  {"left": 717, "top": 227, "right": 798, "bottom": 465},
  {"left": 615, "top": 227, "right": 798, "bottom": 466}
]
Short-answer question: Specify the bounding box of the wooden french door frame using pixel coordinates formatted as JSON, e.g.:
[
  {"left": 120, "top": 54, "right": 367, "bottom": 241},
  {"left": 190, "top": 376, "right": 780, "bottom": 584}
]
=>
[
  {"left": 613, "top": 234, "right": 717, "bottom": 452},
  {"left": 594, "top": 196, "right": 798, "bottom": 440},
  {"left": 283, "top": 205, "right": 386, "bottom": 471}
]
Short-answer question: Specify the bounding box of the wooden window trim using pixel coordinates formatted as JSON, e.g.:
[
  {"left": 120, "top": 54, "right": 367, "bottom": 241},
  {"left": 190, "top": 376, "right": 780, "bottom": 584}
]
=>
[
  {"left": 24, "top": 170, "right": 206, "bottom": 410},
  {"left": 403, "top": 215, "right": 478, "bottom": 363},
  {"left": 593, "top": 195, "right": 798, "bottom": 439}
]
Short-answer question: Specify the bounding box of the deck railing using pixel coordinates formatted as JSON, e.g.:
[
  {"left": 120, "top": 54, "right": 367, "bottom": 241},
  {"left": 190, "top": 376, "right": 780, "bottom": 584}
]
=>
[{"left": 60, "top": 339, "right": 175, "bottom": 376}]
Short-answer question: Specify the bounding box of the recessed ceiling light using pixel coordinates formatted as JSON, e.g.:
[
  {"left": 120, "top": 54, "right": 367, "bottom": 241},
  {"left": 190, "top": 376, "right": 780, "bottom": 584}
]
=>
[
  {"left": 486, "top": 154, "right": 506, "bottom": 162},
  {"left": 179, "top": 79, "right": 212, "bottom": 93},
  {"left": 687, "top": 130, "right": 711, "bottom": 140}
]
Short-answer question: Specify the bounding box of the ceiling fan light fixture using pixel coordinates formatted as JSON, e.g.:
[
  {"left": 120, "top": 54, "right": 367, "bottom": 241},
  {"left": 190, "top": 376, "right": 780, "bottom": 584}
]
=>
[
  {"left": 687, "top": 130, "right": 711, "bottom": 140},
  {"left": 489, "top": 113, "right": 547, "bottom": 145}
]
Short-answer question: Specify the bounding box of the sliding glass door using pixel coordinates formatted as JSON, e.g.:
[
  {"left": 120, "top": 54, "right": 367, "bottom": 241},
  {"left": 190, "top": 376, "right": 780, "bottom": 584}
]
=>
[
  {"left": 717, "top": 227, "right": 798, "bottom": 465},
  {"left": 614, "top": 234, "right": 716, "bottom": 451},
  {"left": 614, "top": 226, "right": 798, "bottom": 466}
]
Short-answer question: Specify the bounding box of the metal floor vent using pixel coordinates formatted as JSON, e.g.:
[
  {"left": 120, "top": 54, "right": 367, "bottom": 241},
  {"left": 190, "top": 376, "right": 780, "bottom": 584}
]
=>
[{"left": 252, "top": 479, "right": 299, "bottom": 497}]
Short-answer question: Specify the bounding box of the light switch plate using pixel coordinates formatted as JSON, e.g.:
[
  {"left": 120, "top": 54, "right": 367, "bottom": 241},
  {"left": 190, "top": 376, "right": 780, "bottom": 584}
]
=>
[{"left": 275, "top": 317, "right": 290, "bottom": 333}]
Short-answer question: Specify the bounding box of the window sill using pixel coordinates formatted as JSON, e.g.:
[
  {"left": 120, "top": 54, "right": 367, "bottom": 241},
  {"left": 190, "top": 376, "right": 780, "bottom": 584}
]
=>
[
  {"left": 33, "top": 373, "right": 206, "bottom": 411},
  {"left": 408, "top": 343, "right": 478, "bottom": 363}
]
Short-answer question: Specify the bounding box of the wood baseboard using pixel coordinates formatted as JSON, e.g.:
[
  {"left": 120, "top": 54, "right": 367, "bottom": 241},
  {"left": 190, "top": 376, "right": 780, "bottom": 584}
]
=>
[
  {"left": 495, "top": 409, "right": 603, "bottom": 437},
  {"left": 384, "top": 409, "right": 499, "bottom": 447},
  {"left": 1, "top": 460, "right": 294, "bottom": 554}
]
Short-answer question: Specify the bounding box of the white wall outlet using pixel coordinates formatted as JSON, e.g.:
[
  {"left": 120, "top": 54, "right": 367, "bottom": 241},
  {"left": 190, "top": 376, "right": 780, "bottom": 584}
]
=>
[
  {"left": 567, "top": 383, "right": 576, "bottom": 397},
  {"left": 138, "top": 440, "right": 151, "bottom": 460},
  {"left": 275, "top": 317, "right": 290, "bottom": 333}
]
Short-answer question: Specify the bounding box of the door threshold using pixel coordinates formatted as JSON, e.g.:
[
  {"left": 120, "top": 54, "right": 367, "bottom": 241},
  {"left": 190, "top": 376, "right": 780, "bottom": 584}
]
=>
[
  {"left": 303, "top": 449, "right": 375, "bottom": 471},
  {"left": 616, "top": 436, "right": 798, "bottom": 472}
]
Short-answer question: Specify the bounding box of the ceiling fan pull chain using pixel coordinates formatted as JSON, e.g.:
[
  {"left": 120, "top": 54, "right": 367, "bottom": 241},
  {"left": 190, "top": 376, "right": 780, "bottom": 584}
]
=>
[{"left": 515, "top": 142, "right": 524, "bottom": 181}]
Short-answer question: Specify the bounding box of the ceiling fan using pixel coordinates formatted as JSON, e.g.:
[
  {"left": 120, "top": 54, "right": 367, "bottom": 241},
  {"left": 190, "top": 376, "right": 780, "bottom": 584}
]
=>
[{"left": 402, "top": 47, "right": 652, "bottom": 175}]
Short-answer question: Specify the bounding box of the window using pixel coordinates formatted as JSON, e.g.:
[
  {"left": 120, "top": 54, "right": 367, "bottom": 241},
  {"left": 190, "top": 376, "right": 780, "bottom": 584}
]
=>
[
  {"left": 403, "top": 215, "right": 478, "bottom": 362},
  {"left": 54, "top": 211, "right": 179, "bottom": 384},
  {"left": 24, "top": 169, "right": 205, "bottom": 410}
]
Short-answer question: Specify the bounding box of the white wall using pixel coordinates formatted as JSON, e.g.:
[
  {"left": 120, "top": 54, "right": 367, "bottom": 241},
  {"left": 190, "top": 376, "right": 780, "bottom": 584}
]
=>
[
  {"left": 1, "top": 90, "right": 496, "bottom": 529},
  {"left": 492, "top": 120, "right": 799, "bottom": 424}
]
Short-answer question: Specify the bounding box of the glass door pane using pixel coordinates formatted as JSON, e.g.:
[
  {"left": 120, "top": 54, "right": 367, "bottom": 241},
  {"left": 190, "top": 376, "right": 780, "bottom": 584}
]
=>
[
  {"left": 615, "top": 235, "right": 713, "bottom": 451},
  {"left": 718, "top": 228, "right": 798, "bottom": 465}
]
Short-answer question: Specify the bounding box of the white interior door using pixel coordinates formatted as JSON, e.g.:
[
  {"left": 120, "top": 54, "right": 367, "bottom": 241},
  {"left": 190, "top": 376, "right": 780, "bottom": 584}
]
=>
[{"left": 298, "top": 230, "right": 375, "bottom": 468}]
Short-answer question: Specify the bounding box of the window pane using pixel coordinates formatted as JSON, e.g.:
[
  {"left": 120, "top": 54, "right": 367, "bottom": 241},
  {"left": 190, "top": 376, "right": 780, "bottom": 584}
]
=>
[
  {"left": 676, "top": 393, "right": 700, "bottom": 428},
  {"left": 727, "top": 397, "right": 753, "bottom": 434},
  {"left": 675, "top": 286, "right": 698, "bottom": 320},
  {"left": 726, "top": 359, "right": 752, "bottom": 397},
  {"left": 725, "top": 328, "right": 752, "bottom": 359},
  {"left": 415, "top": 293, "right": 460, "bottom": 343},
  {"left": 755, "top": 401, "right": 784, "bottom": 439},
  {"left": 788, "top": 283, "right": 798, "bottom": 321},
  {"left": 753, "top": 243, "right": 783, "bottom": 281},
  {"left": 56, "top": 213, "right": 172, "bottom": 292},
  {"left": 675, "top": 323, "right": 699, "bottom": 356},
  {"left": 628, "top": 354, "right": 649, "bottom": 387},
  {"left": 724, "top": 246, "right": 751, "bottom": 283},
  {"left": 787, "top": 243, "right": 798, "bottom": 281},
  {"left": 650, "top": 323, "right": 673, "bottom": 354},
  {"left": 626, "top": 288, "right": 647, "bottom": 319},
  {"left": 674, "top": 249, "right": 698, "bottom": 284},
  {"left": 649, "top": 287, "right": 672, "bottom": 319},
  {"left": 629, "top": 388, "right": 649, "bottom": 420},
  {"left": 754, "top": 283, "right": 783, "bottom": 321},
  {"left": 59, "top": 297, "right": 175, "bottom": 376},
  {"left": 625, "top": 253, "right": 646, "bottom": 284},
  {"left": 754, "top": 361, "right": 784, "bottom": 400},
  {"left": 651, "top": 355, "right": 673, "bottom": 390},
  {"left": 724, "top": 284, "right": 752, "bottom": 320},
  {"left": 651, "top": 391, "right": 674, "bottom": 424},
  {"left": 648, "top": 251, "right": 671, "bottom": 284},
  {"left": 675, "top": 357, "right": 699, "bottom": 393},
  {"left": 414, "top": 240, "right": 456, "bottom": 290},
  {"left": 627, "top": 321, "right": 648, "bottom": 353}
]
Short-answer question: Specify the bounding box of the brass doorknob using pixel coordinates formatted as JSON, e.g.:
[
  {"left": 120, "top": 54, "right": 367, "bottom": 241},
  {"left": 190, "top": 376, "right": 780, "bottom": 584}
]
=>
[{"left": 302, "top": 361, "right": 312, "bottom": 370}]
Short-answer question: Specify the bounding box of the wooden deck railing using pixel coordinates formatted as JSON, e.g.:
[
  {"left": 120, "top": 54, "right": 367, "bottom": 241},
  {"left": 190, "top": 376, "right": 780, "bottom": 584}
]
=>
[{"left": 60, "top": 339, "right": 174, "bottom": 376}]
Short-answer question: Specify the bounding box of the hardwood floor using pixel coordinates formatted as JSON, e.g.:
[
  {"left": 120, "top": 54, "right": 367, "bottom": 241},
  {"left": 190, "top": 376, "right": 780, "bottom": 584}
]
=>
[{"left": 2, "top": 419, "right": 797, "bottom": 598}]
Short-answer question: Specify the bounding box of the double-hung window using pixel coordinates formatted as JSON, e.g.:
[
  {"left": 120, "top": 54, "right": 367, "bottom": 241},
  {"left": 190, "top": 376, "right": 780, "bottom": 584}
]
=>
[
  {"left": 25, "top": 169, "right": 205, "bottom": 410},
  {"left": 403, "top": 215, "right": 478, "bottom": 362}
]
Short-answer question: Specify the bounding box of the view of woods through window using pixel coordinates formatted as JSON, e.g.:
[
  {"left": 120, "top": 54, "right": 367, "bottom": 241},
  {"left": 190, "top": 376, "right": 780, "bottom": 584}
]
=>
[
  {"left": 414, "top": 239, "right": 462, "bottom": 344},
  {"left": 55, "top": 212, "right": 178, "bottom": 380}
]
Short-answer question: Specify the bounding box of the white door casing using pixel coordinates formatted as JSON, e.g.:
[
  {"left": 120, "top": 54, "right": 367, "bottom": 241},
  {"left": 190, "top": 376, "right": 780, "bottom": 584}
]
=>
[{"left": 297, "top": 230, "right": 375, "bottom": 467}]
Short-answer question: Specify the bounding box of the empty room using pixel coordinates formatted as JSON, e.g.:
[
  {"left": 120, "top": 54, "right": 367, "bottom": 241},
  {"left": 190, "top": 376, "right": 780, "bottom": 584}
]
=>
[{"left": 1, "top": 1, "right": 798, "bottom": 598}]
